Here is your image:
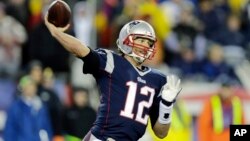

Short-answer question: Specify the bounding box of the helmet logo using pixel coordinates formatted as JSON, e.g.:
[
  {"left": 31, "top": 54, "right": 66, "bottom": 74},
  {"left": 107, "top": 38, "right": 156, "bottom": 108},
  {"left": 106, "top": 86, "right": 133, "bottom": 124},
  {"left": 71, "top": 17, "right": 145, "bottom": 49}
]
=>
[{"left": 128, "top": 21, "right": 140, "bottom": 28}]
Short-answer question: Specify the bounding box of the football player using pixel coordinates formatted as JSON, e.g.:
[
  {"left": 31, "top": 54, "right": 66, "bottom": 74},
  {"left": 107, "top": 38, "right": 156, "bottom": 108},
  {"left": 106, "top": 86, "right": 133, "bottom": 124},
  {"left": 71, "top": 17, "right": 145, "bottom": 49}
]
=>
[{"left": 44, "top": 14, "right": 182, "bottom": 141}]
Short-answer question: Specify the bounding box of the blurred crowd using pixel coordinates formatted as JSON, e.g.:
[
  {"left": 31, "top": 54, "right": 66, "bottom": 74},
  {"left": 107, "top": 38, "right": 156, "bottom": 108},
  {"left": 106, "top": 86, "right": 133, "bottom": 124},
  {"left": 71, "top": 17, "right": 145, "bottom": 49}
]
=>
[{"left": 0, "top": 0, "right": 250, "bottom": 141}]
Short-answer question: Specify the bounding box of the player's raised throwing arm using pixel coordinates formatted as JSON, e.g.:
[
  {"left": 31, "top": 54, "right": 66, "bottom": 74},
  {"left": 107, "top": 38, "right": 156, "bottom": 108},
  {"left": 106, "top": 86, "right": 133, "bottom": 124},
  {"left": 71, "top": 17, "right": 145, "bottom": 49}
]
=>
[{"left": 44, "top": 13, "right": 90, "bottom": 58}]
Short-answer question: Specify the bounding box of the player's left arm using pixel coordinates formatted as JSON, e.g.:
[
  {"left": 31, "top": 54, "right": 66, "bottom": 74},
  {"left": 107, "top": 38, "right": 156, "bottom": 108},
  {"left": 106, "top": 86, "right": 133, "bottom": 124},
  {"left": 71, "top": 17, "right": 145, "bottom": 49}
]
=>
[{"left": 152, "top": 75, "right": 182, "bottom": 139}]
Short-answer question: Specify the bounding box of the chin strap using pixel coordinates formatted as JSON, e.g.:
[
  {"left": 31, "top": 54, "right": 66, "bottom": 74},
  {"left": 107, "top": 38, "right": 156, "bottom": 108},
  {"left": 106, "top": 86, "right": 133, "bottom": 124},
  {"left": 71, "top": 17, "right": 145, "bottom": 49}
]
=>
[
  {"left": 132, "top": 56, "right": 145, "bottom": 64},
  {"left": 127, "top": 51, "right": 145, "bottom": 64}
]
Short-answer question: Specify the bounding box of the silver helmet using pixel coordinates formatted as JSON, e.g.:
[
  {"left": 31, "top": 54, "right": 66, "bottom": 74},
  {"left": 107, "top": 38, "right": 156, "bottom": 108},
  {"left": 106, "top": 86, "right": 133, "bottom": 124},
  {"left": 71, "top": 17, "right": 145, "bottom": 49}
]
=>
[{"left": 117, "top": 20, "right": 157, "bottom": 63}]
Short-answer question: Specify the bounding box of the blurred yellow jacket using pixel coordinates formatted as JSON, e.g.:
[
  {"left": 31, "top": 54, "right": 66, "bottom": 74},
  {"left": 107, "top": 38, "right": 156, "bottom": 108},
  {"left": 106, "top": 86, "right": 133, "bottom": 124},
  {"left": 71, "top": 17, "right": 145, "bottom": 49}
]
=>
[
  {"left": 147, "top": 101, "right": 192, "bottom": 141},
  {"left": 137, "top": 1, "right": 171, "bottom": 40},
  {"left": 29, "top": 0, "right": 42, "bottom": 15},
  {"left": 228, "top": 0, "right": 247, "bottom": 14},
  {"left": 198, "top": 95, "right": 245, "bottom": 141}
]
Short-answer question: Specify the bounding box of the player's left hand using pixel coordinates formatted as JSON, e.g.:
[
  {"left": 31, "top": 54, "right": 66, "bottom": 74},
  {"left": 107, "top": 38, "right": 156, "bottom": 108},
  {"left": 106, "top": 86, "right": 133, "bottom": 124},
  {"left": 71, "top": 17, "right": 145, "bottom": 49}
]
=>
[{"left": 161, "top": 75, "right": 182, "bottom": 102}]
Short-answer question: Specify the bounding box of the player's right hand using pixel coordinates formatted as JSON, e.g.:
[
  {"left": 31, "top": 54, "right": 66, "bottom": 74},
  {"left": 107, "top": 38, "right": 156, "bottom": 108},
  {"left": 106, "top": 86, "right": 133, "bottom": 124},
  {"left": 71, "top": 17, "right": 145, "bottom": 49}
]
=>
[
  {"left": 44, "top": 13, "right": 70, "bottom": 36},
  {"left": 161, "top": 75, "right": 182, "bottom": 102}
]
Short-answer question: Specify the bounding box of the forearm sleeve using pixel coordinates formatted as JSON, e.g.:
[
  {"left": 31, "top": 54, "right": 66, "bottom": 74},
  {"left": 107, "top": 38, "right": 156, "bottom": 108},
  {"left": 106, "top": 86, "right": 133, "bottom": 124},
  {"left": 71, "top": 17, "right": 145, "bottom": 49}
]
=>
[{"left": 79, "top": 49, "right": 100, "bottom": 75}]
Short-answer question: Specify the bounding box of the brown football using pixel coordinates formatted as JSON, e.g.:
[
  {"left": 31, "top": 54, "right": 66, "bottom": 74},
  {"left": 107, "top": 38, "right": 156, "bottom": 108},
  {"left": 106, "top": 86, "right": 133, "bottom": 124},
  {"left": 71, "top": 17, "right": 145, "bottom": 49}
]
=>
[{"left": 47, "top": 0, "right": 71, "bottom": 27}]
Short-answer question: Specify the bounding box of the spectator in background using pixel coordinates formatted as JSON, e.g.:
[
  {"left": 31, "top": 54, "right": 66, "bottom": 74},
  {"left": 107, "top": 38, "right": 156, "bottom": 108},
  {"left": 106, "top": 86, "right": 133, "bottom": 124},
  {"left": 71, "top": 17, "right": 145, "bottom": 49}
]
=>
[
  {"left": 5, "top": 0, "right": 29, "bottom": 27},
  {"left": 163, "top": 1, "right": 206, "bottom": 64},
  {"left": 28, "top": 60, "right": 44, "bottom": 93},
  {"left": 228, "top": 0, "right": 247, "bottom": 14},
  {"left": 0, "top": 2, "right": 27, "bottom": 78},
  {"left": 3, "top": 75, "right": 52, "bottom": 141},
  {"left": 200, "top": 44, "right": 237, "bottom": 81},
  {"left": 70, "top": 1, "right": 100, "bottom": 111},
  {"left": 27, "top": 0, "right": 43, "bottom": 30},
  {"left": 197, "top": 0, "right": 224, "bottom": 39},
  {"left": 136, "top": 0, "right": 171, "bottom": 41},
  {"left": 172, "top": 3, "right": 201, "bottom": 48},
  {"left": 197, "top": 81, "right": 245, "bottom": 141},
  {"left": 96, "top": 0, "right": 122, "bottom": 48},
  {"left": 42, "top": 67, "right": 63, "bottom": 139},
  {"left": 170, "top": 47, "right": 200, "bottom": 79},
  {"left": 240, "top": 0, "right": 250, "bottom": 47},
  {"left": 63, "top": 87, "right": 96, "bottom": 139},
  {"left": 159, "top": 0, "right": 194, "bottom": 28},
  {"left": 27, "top": 5, "right": 70, "bottom": 73},
  {"left": 28, "top": 61, "right": 63, "bottom": 139},
  {"left": 212, "top": 13, "right": 245, "bottom": 47}
]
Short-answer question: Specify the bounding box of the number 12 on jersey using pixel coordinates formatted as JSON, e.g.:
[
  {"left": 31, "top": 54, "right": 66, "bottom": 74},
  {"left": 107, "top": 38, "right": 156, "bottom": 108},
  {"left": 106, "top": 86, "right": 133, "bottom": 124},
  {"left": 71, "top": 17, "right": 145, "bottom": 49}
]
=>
[{"left": 120, "top": 81, "right": 155, "bottom": 125}]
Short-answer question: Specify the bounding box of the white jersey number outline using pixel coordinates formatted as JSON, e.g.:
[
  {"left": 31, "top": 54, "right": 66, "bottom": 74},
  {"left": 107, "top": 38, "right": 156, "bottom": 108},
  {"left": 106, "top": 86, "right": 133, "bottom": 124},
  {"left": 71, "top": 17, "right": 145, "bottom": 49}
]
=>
[{"left": 120, "top": 81, "right": 155, "bottom": 125}]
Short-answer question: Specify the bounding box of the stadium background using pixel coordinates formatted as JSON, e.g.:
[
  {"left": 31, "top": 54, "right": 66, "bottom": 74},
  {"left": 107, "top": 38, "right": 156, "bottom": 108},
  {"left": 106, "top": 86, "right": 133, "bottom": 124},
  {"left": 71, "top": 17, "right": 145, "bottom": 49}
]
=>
[{"left": 0, "top": 0, "right": 250, "bottom": 141}]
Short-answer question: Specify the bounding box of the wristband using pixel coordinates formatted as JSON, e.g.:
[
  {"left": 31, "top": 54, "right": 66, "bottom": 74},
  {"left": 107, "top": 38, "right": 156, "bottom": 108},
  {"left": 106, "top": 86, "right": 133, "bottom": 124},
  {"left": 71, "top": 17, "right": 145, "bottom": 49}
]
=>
[{"left": 159, "top": 101, "right": 173, "bottom": 124}]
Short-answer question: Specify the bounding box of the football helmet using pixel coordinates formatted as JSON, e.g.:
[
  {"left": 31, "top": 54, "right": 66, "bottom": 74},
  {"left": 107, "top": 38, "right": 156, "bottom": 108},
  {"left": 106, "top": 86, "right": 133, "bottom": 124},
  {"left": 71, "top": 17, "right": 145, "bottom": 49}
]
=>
[{"left": 117, "top": 20, "right": 157, "bottom": 63}]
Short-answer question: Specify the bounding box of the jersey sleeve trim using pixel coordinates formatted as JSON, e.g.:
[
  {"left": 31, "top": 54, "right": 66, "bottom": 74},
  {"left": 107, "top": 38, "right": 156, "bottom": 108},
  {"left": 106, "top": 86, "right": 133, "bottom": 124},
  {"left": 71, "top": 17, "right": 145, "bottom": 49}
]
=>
[{"left": 104, "top": 50, "right": 115, "bottom": 74}]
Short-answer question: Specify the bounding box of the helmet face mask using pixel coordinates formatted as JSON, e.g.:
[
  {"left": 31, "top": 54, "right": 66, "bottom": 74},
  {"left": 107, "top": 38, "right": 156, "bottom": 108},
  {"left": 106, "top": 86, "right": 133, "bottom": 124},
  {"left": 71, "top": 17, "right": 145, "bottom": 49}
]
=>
[
  {"left": 117, "top": 20, "right": 157, "bottom": 64},
  {"left": 124, "top": 34, "right": 156, "bottom": 59}
]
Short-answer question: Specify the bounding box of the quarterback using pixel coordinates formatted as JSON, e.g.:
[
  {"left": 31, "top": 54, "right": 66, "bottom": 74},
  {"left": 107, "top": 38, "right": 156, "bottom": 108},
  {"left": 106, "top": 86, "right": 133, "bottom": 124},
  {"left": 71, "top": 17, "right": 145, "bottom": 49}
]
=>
[{"left": 44, "top": 13, "right": 181, "bottom": 141}]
